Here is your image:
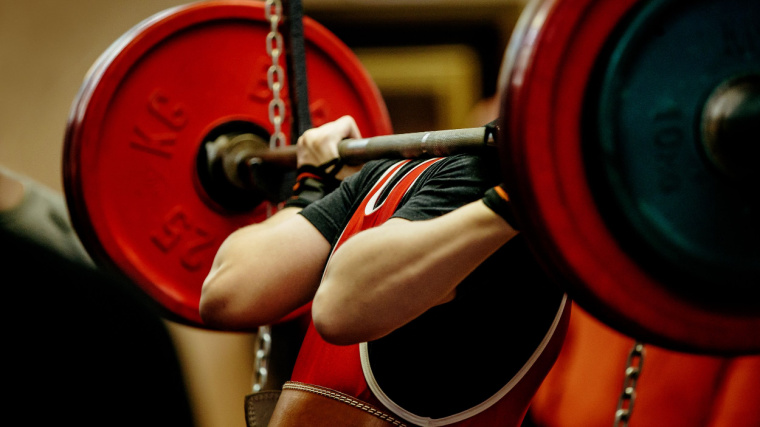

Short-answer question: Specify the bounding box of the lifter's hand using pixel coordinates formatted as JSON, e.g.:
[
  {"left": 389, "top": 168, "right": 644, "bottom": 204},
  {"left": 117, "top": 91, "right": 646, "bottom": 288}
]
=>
[{"left": 296, "top": 115, "right": 363, "bottom": 180}]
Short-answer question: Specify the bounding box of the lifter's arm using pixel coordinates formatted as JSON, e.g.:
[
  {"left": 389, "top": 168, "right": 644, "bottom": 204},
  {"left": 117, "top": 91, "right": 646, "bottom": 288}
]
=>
[
  {"left": 200, "top": 116, "right": 362, "bottom": 330},
  {"left": 313, "top": 199, "right": 518, "bottom": 345},
  {"left": 200, "top": 208, "right": 329, "bottom": 330}
]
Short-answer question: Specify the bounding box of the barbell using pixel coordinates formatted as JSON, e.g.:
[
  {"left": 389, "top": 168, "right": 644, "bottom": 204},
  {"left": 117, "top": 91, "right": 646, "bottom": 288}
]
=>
[{"left": 63, "top": 0, "right": 759, "bottom": 354}]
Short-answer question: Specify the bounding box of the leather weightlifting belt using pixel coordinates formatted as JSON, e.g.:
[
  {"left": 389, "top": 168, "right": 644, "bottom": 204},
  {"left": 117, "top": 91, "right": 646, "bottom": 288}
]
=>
[{"left": 266, "top": 382, "right": 408, "bottom": 427}]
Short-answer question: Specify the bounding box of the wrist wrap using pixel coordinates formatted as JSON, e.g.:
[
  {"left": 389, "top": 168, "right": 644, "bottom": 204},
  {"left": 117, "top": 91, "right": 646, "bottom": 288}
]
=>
[
  {"left": 283, "top": 158, "right": 343, "bottom": 209},
  {"left": 482, "top": 185, "right": 519, "bottom": 230}
]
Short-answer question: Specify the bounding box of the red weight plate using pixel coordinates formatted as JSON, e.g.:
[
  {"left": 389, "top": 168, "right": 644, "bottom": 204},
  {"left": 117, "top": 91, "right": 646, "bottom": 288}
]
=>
[
  {"left": 64, "top": 0, "right": 392, "bottom": 328},
  {"left": 499, "top": 0, "right": 760, "bottom": 354}
]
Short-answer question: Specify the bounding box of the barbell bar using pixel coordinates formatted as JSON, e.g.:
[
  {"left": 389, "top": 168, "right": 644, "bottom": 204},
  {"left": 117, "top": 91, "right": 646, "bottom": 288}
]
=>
[
  {"left": 205, "top": 68, "right": 760, "bottom": 205},
  {"left": 202, "top": 126, "right": 496, "bottom": 206}
]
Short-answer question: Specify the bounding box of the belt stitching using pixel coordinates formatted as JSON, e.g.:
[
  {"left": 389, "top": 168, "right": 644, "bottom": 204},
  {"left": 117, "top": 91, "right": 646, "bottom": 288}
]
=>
[{"left": 283, "top": 382, "right": 408, "bottom": 427}]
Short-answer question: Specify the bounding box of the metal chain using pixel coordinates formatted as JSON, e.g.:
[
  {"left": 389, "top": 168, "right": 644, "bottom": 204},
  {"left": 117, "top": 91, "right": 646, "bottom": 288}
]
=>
[
  {"left": 613, "top": 341, "right": 646, "bottom": 427},
  {"left": 252, "top": 0, "right": 286, "bottom": 393},
  {"left": 252, "top": 325, "right": 272, "bottom": 392},
  {"left": 264, "top": 0, "right": 287, "bottom": 149}
]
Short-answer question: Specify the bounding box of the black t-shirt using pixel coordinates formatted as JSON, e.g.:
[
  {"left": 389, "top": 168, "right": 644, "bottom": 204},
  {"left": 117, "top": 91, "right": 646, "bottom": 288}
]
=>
[
  {"left": 300, "top": 154, "right": 564, "bottom": 419},
  {"left": 302, "top": 154, "right": 498, "bottom": 243}
]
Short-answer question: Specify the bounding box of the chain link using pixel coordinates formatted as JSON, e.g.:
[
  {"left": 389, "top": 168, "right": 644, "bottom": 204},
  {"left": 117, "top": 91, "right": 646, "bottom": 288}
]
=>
[
  {"left": 613, "top": 341, "right": 646, "bottom": 427},
  {"left": 252, "top": 325, "right": 272, "bottom": 392},
  {"left": 264, "top": 0, "right": 287, "bottom": 149}
]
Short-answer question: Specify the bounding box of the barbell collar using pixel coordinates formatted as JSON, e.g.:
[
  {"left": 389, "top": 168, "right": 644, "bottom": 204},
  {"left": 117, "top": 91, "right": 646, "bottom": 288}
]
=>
[{"left": 701, "top": 74, "right": 760, "bottom": 183}]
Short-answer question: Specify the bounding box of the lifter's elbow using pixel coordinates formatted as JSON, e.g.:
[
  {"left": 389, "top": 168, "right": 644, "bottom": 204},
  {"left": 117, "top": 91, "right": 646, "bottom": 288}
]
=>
[
  {"left": 199, "top": 271, "right": 252, "bottom": 330},
  {"left": 199, "top": 275, "right": 233, "bottom": 329},
  {"left": 312, "top": 309, "right": 358, "bottom": 346},
  {"left": 312, "top": 286, "right": 370, "bottom": 346}
]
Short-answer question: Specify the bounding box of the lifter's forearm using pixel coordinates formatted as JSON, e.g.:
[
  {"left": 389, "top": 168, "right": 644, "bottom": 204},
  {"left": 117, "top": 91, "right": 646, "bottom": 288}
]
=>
[{"left": 313, "top": 200, "right": 518, "bottom": 345}]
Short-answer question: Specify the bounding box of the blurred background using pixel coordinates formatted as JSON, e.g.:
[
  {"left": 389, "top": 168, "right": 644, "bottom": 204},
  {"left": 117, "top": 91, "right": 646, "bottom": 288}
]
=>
[{"left": 0, "top": 1, "right": 525, "bottom": 426}]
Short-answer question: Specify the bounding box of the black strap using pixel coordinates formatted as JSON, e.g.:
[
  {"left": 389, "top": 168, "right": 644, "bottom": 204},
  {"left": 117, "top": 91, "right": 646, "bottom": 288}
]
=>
[{"left": 282, "top": 0, "right": 312, "bottom": 142}]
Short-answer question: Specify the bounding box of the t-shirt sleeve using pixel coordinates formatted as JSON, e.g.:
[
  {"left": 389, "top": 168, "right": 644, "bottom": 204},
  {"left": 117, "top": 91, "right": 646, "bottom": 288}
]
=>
[
  {"left": 392, "top": 154, "right": 498, "bottom": 222},
  {"left": 298, "top": 159, "right": 397, "bottom": 245}
]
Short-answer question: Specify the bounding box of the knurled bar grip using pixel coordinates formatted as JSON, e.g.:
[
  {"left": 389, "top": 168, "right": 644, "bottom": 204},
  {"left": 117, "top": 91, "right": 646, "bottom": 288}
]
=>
[{"left": 338, "top": 127, "right": 493, "bottom": 165}]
